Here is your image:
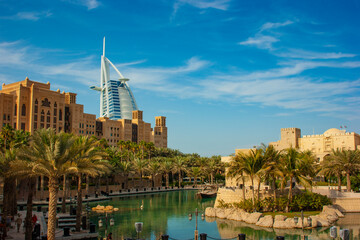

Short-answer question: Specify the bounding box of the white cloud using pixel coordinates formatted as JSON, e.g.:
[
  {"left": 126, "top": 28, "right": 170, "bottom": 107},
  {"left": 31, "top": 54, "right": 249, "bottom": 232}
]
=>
[
  {"left": 64, "top": 0, "right": 100, "bottom": 10},
  {"left": 239, "top": 20, "right": 293, "bottom": 50},
  {"left": 260, "top": 20, "right": 293, "bottom": 32},
  {"left": 276, "top": 49, "right": 356, "bottom": 60},
  {"left": 172, "top": 0, "right": 230, "bottom": 19},
  {"left": 1, "top": 11, "right": 52, "bottom": 21},
  {"left": 239, "top": 35, "right": 279, "bottom": 50}
]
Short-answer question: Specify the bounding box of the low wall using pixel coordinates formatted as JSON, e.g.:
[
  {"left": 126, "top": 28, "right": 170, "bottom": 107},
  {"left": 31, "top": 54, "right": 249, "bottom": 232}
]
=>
[
  {"left": 332, "top": 198, "right": 360, "bottom": 213},
  {"left": 216, "top": 187, "right": 360, "bottom": 213}
]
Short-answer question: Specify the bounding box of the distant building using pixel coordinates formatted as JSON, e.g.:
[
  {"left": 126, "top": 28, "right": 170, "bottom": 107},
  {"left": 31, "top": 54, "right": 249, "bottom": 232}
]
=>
[
  {"left": 0, "top": 78, "right": 167, "bottom": 148},
  {"left": 90, "top": 37, "right": 138, "bottom": 120},
  {"left": 269, "top": 128, "right": 360, "bottom": 162}
]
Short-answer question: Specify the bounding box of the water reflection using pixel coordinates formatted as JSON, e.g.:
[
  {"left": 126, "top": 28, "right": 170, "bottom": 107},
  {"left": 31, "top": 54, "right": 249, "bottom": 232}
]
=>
[{"left": 89, "top": 190, "right": 360, "bottom": 240}]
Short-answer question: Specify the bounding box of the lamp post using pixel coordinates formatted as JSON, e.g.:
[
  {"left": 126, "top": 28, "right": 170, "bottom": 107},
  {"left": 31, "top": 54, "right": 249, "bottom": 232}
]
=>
[
  {"left": 92, "top": 205, "right": 118, "bottom": 239},
  {"left": 188, "top": 208, "right": 205, "bottom": 240}
]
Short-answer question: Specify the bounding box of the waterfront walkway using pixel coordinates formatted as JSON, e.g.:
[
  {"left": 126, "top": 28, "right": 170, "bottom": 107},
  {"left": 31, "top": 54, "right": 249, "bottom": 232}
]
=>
[{"left": 5, "top": 186, "right": 203, "bottom": 239}]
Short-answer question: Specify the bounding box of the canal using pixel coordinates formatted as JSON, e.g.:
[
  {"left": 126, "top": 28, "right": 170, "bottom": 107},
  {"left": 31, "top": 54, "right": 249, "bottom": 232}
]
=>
[{"left": 89, "top": 190, "right": 360, "bottom": 240}]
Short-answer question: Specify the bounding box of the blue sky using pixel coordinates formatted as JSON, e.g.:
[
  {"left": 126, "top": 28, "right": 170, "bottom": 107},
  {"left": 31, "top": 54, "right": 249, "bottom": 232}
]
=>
[{"left": 1, "top": 0, "right": 360, "bottom": 156}]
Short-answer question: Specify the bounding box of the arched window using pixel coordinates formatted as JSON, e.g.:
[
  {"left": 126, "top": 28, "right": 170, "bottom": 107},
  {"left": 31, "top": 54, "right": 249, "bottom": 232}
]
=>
[{"left": 21, "top": 104, "right": 26, "bottom": 116}]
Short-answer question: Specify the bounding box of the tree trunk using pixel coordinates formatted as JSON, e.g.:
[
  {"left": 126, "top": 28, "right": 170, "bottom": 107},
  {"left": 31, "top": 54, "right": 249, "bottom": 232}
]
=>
[
  {"left": 86, "top": 175, "right": 89, "bottom": 194},
  {"left": 76, "top": 174, "right": 82, "bottom": 231},
  {"left": 242, "top": 176, "right": 246, "bottom": 200},
  {"left": 178, "top": 171, "right": 182, "bottom": 188},
  {"left": 11, "top": 178, "right": 18, "bottom": 216},
  {"left": 272, "top": 178, "right": 277, "bottom": 208},
  {"left": 47, "top": 177, "right": 59, "bottom": 240},
  {"left": 251, "top": 177, "right": 255, "bottom": 207},
  {"left": 2, "top": 177, "right": 10, "bottom": 238},
  {"left": 40, "top": 175, "right": 44, "bottom": 200},
  {"left": 106, "top": 176, "right": 109, "bottom": 193},
  {"left": 286, "top": 177, "right": 293, "bottom": 213},
  {"left": 25, "top": 178, "right": 36, "bottom": 240},
  {"left": 166, "top": 173, "right": 169, "bottom": 188},
  {"left": 257, "top": 179, "right": 261, "bottom": 202},
  {"left": 125, "top": 174, "right": 129, "bottom": 189},
  {"left": 151, "top": 174, "right": 155, "bottom": 188},
  {"left": 61, "top": 174, "right": 67, "bottom": 213},
  {"left": 346, "top": 172, "right": 351, "bottom": 192},
  {"left": 210, "top": 173, "right": 214, "bottom": 185},
  {"left": 337, "top": 174, "right": 341, "bottom": 192}
]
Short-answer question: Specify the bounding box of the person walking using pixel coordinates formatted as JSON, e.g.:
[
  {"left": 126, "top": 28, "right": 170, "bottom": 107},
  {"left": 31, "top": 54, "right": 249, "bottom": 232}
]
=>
[{"left": 15, "top": 214, "right": 22, "bottom": 233}]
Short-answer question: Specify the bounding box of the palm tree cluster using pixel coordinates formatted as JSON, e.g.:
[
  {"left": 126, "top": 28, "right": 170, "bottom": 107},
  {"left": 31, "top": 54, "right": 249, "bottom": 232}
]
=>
[
  {"left": 104, "top": 141, "right": 224, "bottom": 190},
  {"left": 227, "top": 144, "right": 360, "bottom": 212},
  {"left": 0, "top": 126, "right": 224, "bottom": 240},
  {"left": 0, "top": 127, "right": 111, "bottom": 240},
  {"left": 227, "top": 145, "right": 316, "bottom": 212}
]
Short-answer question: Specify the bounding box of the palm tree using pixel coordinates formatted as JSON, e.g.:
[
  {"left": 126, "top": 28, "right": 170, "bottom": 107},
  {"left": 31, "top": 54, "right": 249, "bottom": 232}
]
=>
[
  {"left": 206, "top": 156, "right": 222, "bottom": 185},
  {"left": 118, "top": 161, "right": 133, "bottom": 189},
  {"left": 146, "top": 160, "right": 161, "bottom": 187},
  {"left": 227, "top": 149, "right": 265, "bottom": 206},
  {"left": 173, "top": 156, "right": 187, "bottom": 188},
  {"left": 280, "top": 148, "right": 313, "bottom": 212},
  {"left": 188, "top": 167, "right": 201, "bottom": 187},
  {"left": 160, "top": 158, "right": 173, "bottom": 188},
  {"left": 262, "top": 145, "right": 282, "bottom": 203},
  {"left": 68, "top": 136, "right": 110, "bottom": 232},
  {"left": 327, "top": 149, "right": 360, "bottom": 191},
  {"left": 320, "top": 153, "right": 343, "bottom": 191},
  {"left": 12, "top": 129, "right": 76, "bottom": 240},
  {"left": 133, "top": 157, "right": 148, "bottom": 187}
]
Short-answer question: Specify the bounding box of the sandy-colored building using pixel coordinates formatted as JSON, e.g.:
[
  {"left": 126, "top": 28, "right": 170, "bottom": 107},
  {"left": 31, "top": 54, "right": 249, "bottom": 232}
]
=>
[
  {"left": 270, "top": 127, "right": 360, "bottom": 162},
  {"left": 0, "top": 78, "right": 167, "bottom": 148}
]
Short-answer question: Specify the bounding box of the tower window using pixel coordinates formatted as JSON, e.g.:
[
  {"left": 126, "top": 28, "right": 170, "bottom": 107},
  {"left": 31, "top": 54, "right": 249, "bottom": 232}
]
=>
[{"left": 21, "top": 104, "right": 26, "bottom": 116}]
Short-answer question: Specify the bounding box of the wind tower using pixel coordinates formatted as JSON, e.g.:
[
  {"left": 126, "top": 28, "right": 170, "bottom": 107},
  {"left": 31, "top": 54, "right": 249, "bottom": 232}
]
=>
[{"left": 90, "top": 37, "right": 138, "bottom": 120}]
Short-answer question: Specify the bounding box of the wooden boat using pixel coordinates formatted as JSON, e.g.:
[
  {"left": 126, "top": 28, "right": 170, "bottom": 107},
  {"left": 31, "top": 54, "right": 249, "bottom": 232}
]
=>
[{"left": 197, "top": 185, "right": 217, "bottom": 199}]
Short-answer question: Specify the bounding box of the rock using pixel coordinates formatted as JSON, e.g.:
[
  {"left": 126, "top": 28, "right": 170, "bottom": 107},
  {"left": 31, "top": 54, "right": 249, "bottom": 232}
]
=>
[
  {"left": 256, "top": 215, "right": 273, "bottom": 228},
  {"left": 274, "top": 215, "right": 287, "bottom": 222},
  {"left": 334, "top": 209, "right": 344, "bottom": 218},
  {"left": 284, "top": 218, "right": 296, "bottom": 228},
  {"left": 312, "top": 216, "right": 330, "bottom": 227},
  {"left": 205, "top": 207, "right": 216, "bottom": 217},
  {"left": 215, "top": 208, "right": 227, "bottom": 219},
  {"left": 241, "top": 211, "right": 250, "bottom": 221},
  {"left": 244, "top": 212, "right": 263, "bottom": 224},
  {"left": 227, "top": 209, "right": 245, "bottom": 221},
  {"left": 224, "top": 208, "right": 235, "bottom": 218},
  {"left": 310, "top": 216, "right": 318, "bottom": 228},
  {"left": 318, "top": 212, "right": 338, "bottom": 223},
  {"left": 273, "top": 220, "right": 288, "bottom": 229}
]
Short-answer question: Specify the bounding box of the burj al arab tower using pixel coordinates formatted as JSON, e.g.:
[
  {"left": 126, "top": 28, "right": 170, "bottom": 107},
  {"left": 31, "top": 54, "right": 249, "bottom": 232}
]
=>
[{"left": 90, "top": 38, "right": 138, "bottom": 120}]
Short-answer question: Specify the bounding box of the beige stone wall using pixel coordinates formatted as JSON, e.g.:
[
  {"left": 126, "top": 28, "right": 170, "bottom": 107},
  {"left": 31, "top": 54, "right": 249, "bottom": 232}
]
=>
[
  {"left": 331, "top": 198, "right": 360, "bottom": 213},
  {"left": 269, "top": 127, "right": 360, "bottom": 162}
]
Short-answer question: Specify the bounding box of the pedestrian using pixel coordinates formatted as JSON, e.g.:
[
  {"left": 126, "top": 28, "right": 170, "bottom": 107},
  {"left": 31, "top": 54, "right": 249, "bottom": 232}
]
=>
[
  {"left": 15, "top": 214, "right": 22, "bottom": 233},
  {"left": 107, "top": 232, "right": 112, "bottom": 240}
]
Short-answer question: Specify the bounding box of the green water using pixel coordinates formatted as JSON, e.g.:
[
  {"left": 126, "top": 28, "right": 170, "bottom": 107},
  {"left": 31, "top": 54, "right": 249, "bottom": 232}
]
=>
[{"left": 88, "top": 190, "right": 359, "bottom": 240}]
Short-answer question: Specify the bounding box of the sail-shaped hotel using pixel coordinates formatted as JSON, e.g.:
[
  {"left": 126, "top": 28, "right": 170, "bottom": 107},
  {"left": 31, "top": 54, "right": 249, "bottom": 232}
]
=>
[{"left": 90, "top": 38, "right": 138, "bottom": 120}]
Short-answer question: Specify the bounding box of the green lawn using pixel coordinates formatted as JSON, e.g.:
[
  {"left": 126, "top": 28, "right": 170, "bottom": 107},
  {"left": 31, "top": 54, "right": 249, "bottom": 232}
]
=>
[{"left": 263, "top": 211, "right": 320, "bottom": 218}]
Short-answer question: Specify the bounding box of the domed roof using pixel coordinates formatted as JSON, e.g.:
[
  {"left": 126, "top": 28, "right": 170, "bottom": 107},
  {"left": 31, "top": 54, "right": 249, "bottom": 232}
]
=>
[{"left": 324, "top": 128, "right": 345, "bottom": 136}]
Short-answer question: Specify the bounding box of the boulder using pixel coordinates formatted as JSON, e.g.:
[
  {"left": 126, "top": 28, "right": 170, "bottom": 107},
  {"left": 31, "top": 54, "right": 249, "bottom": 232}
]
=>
[
  {"left": 318, "top": 212, "right": 338, "bottom": 223},
  {"left": 274, "top": 215, "right": 287, "bottom": 222},
  {"left": 205, "top": 207, "right": 216, "bottom": 217},
  {"left": 215, "top": 208, "right": 227, "bottom": 219},
  {"left": 256, "top": 215, "right": 273, "bottom": 228},
  {"left": 273, "top": 220, "right": 289, "bottom": 229},
  {"left": 224, "top": 208, "right": 235, "bottom": 218},
  {"left": 310, "top": 216, "right": 318, "bottom": 228},
  {"left": 227, "top": 209, "right": 245, "bottom": 221},
  {"left": 334, "top": 209, "right": 345, "bottom": 218},
  {"left": 241, "top": 211, "right": 250, "bottom": 221},
  {"left": 284, "top": 218, "right": 296, "bottom": 228},
  {"left": 244, "top": 212, "right": 263, "bottom": 224},
  {"left": 312, "top": 216, "right": 330, "bottom": 227}
]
